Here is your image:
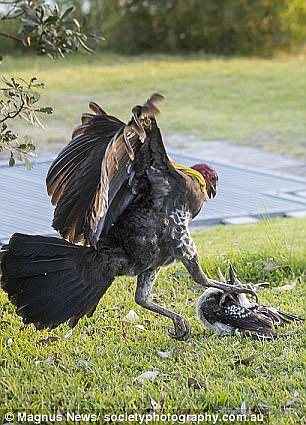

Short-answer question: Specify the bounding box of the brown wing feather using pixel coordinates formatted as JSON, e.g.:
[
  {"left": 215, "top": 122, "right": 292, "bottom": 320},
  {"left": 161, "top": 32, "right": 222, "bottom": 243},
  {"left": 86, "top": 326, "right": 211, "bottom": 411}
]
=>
[
  {"left": 84, "top": 101, "right": 159, "bottom": 246},
  {"left": 46, "top": 94, "right": 168, "bottom": 247},
  {"left": 46, "top": 103, "right": 125, "bottom": 244}
]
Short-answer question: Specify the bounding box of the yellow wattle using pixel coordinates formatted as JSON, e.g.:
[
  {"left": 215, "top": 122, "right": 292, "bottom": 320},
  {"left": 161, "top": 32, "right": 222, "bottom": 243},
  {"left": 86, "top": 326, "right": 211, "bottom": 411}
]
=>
[{"left": 171, "top": 161, "right": 207, "bottom": 195}]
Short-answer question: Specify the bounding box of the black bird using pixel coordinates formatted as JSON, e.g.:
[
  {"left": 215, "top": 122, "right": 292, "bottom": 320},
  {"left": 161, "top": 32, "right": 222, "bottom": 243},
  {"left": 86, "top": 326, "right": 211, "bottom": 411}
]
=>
[
  {"left": 1, "top": 95, "right": 256, "bottom": 340},
  {"left": 196, "top": 266, "right": 304, "bottom": 338}
]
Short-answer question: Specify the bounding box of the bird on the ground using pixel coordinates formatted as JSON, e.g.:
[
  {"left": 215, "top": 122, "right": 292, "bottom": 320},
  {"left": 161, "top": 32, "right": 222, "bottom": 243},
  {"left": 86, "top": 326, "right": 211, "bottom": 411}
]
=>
[
  {"left": 1, "top": 94, "right": 257, "bottom": 340},
  {"left": 196, "top": 265, "right": 304, "bottom": 338}
]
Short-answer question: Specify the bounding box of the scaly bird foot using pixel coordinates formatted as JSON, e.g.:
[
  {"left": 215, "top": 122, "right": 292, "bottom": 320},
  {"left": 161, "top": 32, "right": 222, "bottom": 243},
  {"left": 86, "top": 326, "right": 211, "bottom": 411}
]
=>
[
  {"left": 213, "top": 264, "right": 258, "bottom": 302},
  {"left": 168, "top": 315, "right": 191, "bottom": 341},
  {"left": 208, "top": 279, "right": 258, "bottom": 302},
  {"left": 230, "top": 282, "right": 258, "bottom": 302}
]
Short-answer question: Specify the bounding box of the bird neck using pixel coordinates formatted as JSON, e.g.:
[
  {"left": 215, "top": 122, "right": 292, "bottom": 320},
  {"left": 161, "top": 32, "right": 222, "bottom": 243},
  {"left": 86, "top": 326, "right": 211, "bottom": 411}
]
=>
[{"left": 171, "top": 161, "right": 207, "bottom": 195}]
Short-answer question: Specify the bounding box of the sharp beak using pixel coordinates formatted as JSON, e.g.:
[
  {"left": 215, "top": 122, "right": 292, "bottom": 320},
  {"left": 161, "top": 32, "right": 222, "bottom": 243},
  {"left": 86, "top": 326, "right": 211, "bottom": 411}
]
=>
[{"left": 208, "top": 184, "right": 217, "bottom": 199}]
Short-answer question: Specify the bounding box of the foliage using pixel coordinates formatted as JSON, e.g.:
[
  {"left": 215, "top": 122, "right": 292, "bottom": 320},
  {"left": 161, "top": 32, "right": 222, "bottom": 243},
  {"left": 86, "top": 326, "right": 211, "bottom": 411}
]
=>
[
  {"left": 0, "top": 0, "right": 100, "bottom": 57},
  {"left": 0, "top": 217, "right": 305, "bottom": 423},
  {"left": 2, "top": 0, "right": 305, "bottom": 56},
  {"left": 0, "top": 0, "right": 100, "bottom": 167},
  {"left": 100, "top": 0, "right": 306, "bottom": 54},
  {"left": 0, "top": 76, "right": 53, "bottom": 168},
  {"left": 280, "top": 0, "right": 306, "bottom": 48}
]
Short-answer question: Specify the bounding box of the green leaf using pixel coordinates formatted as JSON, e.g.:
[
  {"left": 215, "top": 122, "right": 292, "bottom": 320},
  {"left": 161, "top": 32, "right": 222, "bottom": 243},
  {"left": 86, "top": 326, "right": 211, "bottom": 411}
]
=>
[
  {"left": 24, "top": 157, "right": 32, "bottom": 171},
  {"left": 2, "top": 76, "right": 13, "bottom": 87},
  {"left": 88, "top": 32, "right": 105, "bottom": 41},
  {"left": 9, "top": 152, "right": 15, "bottom": 167},
  {"left": 35, "top": 106, "right": 53, "bottom": 114},
  {"left": 73, "top": 18, "right": 80, "bottom": 30},
  {"left": 61, "top": 6, "right": 75, "bottom": 21},
  {"left": 54, "top": 3, "right": 59, "bottom": 15},
  {"left": 44, "top": 15, "right": 59, "bottom": 25},
  {"left": 29, "top": 144, "right": 35, "bottom": 151}
]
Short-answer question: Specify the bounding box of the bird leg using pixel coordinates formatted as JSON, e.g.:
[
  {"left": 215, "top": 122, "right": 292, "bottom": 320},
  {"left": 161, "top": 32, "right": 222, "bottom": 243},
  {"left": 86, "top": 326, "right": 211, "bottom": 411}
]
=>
[
  {"left": 182, "top": 256, "right": 258, "bottom": 300},
  {"left": 135, "top": 268, "right": 191, "bottom": 341}
]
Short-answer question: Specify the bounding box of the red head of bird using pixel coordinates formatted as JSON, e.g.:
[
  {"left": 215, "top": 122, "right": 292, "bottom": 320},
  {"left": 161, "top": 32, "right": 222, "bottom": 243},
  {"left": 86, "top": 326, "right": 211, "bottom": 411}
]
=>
[{"left": 191, "top": 163, "right": 218, "bottom": 198}]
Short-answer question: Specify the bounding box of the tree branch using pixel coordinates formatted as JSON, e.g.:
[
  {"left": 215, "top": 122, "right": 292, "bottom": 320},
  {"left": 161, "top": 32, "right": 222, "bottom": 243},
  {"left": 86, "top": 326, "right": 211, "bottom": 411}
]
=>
[
  {"left": 0, "top": 31, "right": 22, "bottom": 43},
  {"left": 0, "top": 98, "right": 25, "bottom": 123}
]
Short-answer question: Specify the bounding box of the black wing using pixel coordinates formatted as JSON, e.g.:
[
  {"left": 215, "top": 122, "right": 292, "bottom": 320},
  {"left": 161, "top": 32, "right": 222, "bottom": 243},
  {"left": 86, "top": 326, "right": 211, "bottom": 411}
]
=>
[
  {"left": 46, "top": 94, "right": 177, "bottom": 246},
  {"left": 203, "top": 296, "right": 275, "bottom": 337},
  {"left": 255, "top": 305, "right": 304, "bottom": 326},
  {"left": 221, "top": 301, "right": 274, "bottom": 334},
  {"left": 46, "top": 103, "right": 125, "bottom": 245}
]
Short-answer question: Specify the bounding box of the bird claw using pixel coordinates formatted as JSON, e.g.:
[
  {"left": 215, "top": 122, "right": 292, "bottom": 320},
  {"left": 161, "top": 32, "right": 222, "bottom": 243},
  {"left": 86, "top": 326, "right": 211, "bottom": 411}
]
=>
[
  {"left": 229, "top": 282, "right": 258, "bottom": 303},
  {"left": 168, "top": 315, "right": 191, "bottom": 341},
  {"left": 215, "top": 265, "right": 258, "bottom": 303}
]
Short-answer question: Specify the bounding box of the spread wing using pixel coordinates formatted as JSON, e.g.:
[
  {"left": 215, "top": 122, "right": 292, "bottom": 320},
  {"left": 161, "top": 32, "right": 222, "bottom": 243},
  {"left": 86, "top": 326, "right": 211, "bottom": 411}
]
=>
[{"left": 46, "top": 94, "right": 175, "bottom": 247}]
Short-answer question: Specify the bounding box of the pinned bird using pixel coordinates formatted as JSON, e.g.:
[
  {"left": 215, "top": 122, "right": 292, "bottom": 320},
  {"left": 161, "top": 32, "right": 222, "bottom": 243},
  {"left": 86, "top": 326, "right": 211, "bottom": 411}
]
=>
[
  {"left": 196, "top": 265, "right": 304, "bottom": 338},
  {"left": 1, "top": 94, "right": 257, "bottom": 340}
]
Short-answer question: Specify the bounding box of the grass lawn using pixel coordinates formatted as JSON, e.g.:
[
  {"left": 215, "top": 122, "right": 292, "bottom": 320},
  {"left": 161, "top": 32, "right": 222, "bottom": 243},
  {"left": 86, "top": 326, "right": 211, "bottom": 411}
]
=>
[
  {"left": 1, "top": 53, "right": 306, "bottom": 158},
  {"left": 0, "top": 217, "right": 305, "bottom": 424}
]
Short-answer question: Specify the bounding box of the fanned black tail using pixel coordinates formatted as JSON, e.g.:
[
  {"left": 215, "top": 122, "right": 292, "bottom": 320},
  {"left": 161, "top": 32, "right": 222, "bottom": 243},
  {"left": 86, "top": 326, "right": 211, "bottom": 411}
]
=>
[{"left": 1, "top": 233, "right": 114, "bottom": 329}]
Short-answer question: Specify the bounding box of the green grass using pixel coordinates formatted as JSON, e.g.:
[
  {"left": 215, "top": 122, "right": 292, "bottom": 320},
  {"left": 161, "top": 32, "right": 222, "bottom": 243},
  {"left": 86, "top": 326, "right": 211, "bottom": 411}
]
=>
[
  {"left": 0, "top": 217, "right": 305, "bottom": 424},
  {"left": 1, "top": 52, "right": 306, "bottom": 158}
]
